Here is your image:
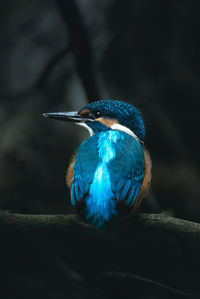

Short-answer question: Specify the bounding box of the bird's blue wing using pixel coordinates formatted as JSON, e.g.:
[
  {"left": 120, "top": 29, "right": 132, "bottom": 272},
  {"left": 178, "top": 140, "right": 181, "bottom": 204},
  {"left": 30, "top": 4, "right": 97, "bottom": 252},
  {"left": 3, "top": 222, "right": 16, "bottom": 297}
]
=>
[
  {"left": 71, "top": 135, "right": 100, "bottom": 205},
  {"left": 71, "top": 131, "right": 144, "bottom": 209},
  {"left": 109, "top": 133, "right": 144, "bottom": 207}
]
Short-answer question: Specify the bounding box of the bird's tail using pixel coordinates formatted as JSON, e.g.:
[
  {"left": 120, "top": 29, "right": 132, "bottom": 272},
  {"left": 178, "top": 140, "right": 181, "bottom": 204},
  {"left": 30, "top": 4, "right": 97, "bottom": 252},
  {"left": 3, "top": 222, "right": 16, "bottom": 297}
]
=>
[{"left": 85, "top": 163, "right": 117, "bottom": 227}]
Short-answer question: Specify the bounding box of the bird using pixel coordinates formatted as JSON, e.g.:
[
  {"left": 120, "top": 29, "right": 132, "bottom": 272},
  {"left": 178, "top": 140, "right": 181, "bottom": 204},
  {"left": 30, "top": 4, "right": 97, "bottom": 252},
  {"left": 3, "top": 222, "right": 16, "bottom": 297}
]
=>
[{"left": 43, "top": 99, "right": 151, "bottom": 227}]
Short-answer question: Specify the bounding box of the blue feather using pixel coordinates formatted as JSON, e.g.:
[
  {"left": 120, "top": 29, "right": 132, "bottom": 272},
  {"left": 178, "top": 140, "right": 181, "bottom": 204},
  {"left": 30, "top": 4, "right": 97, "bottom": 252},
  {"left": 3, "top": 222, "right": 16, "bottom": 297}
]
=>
[
  {"left": 126, "top": 183, "right": 136, "bottom": 205},
  {"left": 71, "top": 185, "right": 76, "bottom": 206},
  {"left": 130, "top": 186, "right": 140, "bottom": 207},
  {"left": 116, "top": 179, "right": 125, "bottom": 195},
  {"left": 71, "top": 126, "right": 144, "bottom": 227},
  {"left": 120, "top": 179, "right": 131, "bottom": 200},
  {"left": 75, "top": 184, "right": 79, "bottom": 202}
]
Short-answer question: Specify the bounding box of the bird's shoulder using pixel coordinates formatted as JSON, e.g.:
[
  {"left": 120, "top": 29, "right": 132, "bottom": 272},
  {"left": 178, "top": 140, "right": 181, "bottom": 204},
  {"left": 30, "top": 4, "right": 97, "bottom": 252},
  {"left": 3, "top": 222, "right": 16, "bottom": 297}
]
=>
[
  {"left": 75, "top": 130, "right": 144, "bottom": 170},
  {"left": 72, "top": 131, "right": 145, "bottom": 206}
]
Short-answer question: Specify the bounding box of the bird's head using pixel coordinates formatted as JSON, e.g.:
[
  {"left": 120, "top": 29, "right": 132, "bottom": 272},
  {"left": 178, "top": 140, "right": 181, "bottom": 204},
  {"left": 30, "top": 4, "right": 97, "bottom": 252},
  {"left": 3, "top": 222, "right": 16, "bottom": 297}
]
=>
[{"left": 43, "top": 100, "right": 145, "bottom": 143}]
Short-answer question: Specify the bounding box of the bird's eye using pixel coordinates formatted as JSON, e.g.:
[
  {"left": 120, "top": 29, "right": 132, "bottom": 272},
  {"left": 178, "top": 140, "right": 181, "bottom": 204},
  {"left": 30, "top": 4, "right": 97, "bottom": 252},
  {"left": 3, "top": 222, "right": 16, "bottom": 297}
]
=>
[{"left": 94, "top": 111, "right": 101, "bottom": 118}]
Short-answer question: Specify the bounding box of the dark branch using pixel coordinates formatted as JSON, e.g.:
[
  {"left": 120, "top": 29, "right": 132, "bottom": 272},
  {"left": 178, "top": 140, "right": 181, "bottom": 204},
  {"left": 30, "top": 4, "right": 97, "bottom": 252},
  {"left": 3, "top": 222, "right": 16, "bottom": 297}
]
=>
[
  {"left": 1, "top": 211, "right": 200, "bottom": 241},
  {"left": 104, "top": 271, "right": 193, "bottom": 297},
  {"left": 1, "top": 211, "right": 199, "bottom": 296},
  {"left": 55, "top": 0, "right": 101, "bottom": 100},
  {"left": 35, "top": 47, "right": 70, "bottom": 89},
  {"left": 132, "top": 213, "right": 200, "bottom": 240}
]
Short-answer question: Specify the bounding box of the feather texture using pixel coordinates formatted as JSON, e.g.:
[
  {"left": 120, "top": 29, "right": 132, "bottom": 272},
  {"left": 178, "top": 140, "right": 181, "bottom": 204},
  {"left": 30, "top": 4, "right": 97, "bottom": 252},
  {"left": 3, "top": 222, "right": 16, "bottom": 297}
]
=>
[{"left": 71, "top": 129, "right": 144, "bottom": 227}]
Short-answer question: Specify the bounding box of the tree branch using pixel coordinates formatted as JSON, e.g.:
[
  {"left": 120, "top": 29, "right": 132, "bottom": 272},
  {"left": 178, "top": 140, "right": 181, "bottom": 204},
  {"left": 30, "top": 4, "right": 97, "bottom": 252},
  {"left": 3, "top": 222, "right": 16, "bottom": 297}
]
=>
[
  {"left": 35, "top": 47, "right": 70, "bottom": 89},
  {"left": 103, "top": 271, "right": 193, "bottom": 297},
  {"left": 55, "top": 0, "right": 102, "bottom": 100},
  {"left": 1, "top": 210, "right": 199, "bottom": 296},
  {"left": 0, "top": 210, "right": 200, "bottom": 241}
]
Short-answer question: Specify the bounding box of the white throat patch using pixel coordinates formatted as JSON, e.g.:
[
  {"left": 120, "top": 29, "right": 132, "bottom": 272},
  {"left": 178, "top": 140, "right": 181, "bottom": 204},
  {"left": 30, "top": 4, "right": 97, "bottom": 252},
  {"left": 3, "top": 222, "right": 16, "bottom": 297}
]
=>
[
  {"left": 76, "top": 122, "right": 94, "bottom": 136},
  {"left": 111, "top": 123, "right": 142, "bottom": 143}
]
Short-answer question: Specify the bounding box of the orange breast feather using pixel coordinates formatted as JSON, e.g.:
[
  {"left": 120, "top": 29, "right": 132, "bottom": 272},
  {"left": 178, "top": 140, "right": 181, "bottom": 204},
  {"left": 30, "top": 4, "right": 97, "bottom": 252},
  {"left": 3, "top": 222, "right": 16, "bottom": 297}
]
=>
[{"left": 66, "top": 154, "right": 76, "bottom": 189}]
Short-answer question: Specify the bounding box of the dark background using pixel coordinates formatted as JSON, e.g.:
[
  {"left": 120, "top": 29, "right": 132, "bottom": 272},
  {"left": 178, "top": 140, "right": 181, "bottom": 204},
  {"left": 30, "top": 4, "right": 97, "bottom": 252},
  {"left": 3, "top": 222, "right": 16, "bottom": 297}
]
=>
[{"left": 0, "top": 0, "right": 200, "bottom": 298}]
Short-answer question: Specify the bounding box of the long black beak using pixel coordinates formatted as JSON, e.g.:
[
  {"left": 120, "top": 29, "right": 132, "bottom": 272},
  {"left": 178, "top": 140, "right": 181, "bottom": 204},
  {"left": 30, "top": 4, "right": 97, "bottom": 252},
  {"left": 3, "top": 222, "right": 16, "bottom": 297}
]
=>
[{"left": 43, "top": 111, "right": 94, "bottom": 123}]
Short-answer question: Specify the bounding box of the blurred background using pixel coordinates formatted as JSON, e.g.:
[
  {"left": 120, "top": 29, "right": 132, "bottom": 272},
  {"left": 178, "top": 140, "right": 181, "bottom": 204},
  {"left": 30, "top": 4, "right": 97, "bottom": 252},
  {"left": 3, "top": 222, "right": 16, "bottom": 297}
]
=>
[{"left": 0, "top": 0, "right": 200, "bottom": 298}]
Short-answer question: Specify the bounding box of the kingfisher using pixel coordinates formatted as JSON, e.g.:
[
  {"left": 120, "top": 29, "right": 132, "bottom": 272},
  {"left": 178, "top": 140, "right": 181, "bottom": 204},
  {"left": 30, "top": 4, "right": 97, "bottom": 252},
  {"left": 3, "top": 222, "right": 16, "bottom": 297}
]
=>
[{"left": 43, "top": 100, "right": 151, "bottom": 227}]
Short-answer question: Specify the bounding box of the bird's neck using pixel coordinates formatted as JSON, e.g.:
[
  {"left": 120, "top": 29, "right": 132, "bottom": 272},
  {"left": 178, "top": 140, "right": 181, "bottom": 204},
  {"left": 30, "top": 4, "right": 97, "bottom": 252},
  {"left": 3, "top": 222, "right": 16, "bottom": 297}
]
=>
[
  {"left": 111, "top": 123, "right": 142, "bottom": 143},
  {"left": 77, "top": 121, "right": 143, "bottom": 143}
]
